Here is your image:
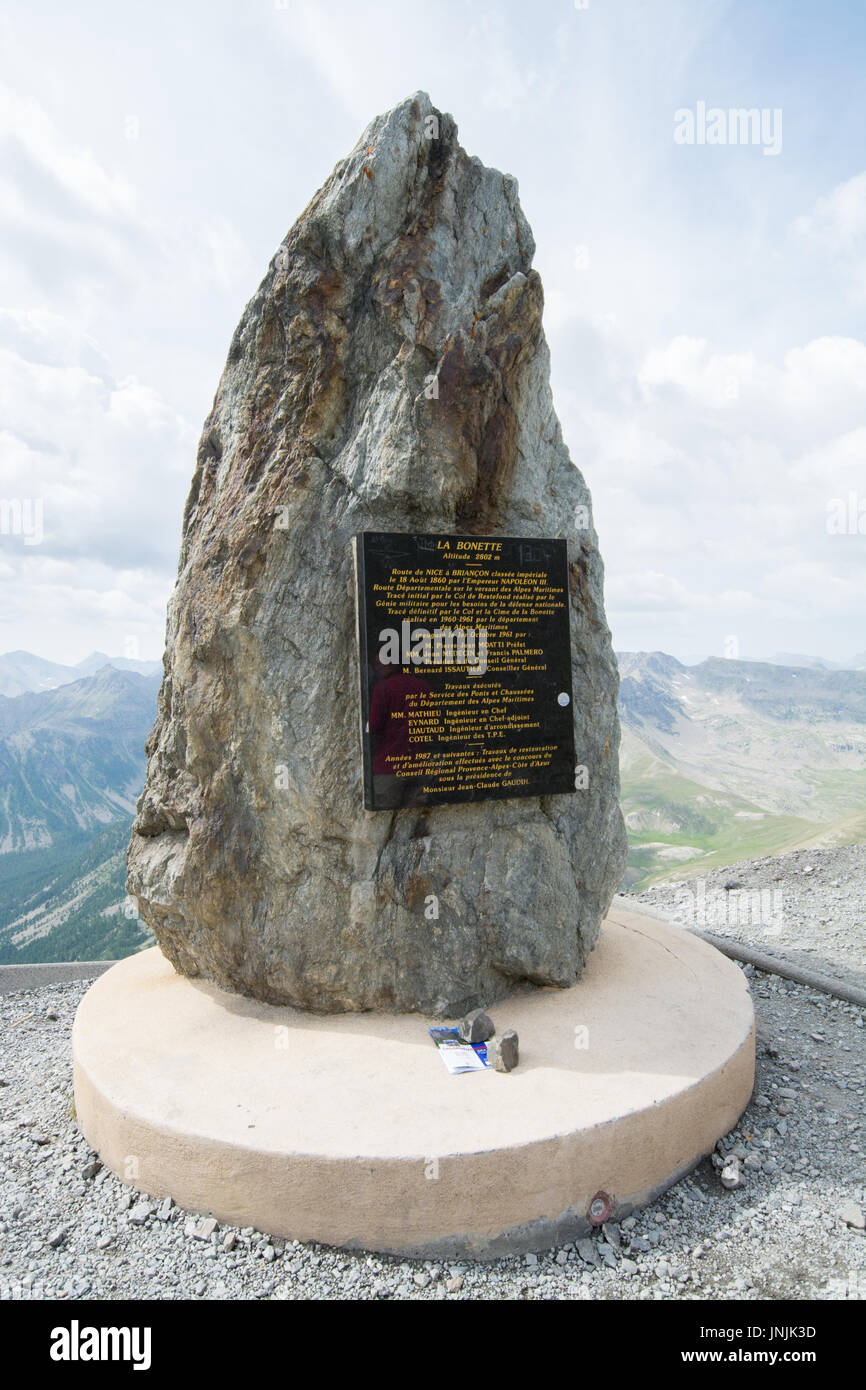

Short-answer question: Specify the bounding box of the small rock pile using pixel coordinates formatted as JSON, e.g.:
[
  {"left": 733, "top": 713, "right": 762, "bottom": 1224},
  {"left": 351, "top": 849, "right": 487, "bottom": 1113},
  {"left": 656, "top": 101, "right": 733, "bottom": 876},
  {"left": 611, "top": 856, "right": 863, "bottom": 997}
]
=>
[{"left": 457, "top": 1008, "right": 519, "bottom": 1071}]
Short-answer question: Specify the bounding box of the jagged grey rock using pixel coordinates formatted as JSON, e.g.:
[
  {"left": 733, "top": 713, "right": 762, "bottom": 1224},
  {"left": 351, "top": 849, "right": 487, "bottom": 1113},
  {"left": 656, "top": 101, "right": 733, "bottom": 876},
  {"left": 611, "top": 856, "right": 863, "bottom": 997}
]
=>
[
  {"left": 488, "top": 1029, "right": 519, "bottom": 1072},
  {"left": 127, "top": 91, "right": 627, "bottom": 1015},
  {"left": 458, "top": 1008, "right": 495, "bottom": 1043}
]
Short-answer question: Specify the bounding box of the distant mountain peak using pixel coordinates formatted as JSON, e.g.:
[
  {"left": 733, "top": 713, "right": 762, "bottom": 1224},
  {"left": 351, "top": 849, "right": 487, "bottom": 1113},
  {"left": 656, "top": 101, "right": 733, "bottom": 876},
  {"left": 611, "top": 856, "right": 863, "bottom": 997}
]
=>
[
  {"left": 616, "top": 650, "right": 686, "bottom": 682},
  {"left": 0, "top": 650, "right": 161, "bottom": 698}
]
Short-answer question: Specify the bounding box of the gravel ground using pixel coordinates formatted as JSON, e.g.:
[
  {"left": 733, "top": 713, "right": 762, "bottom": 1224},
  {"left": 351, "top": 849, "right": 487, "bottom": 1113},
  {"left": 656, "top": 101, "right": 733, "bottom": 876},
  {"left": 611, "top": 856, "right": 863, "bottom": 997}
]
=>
[
  {"left": 1, "top": 942, "right": 864, "bottom": 1300},
  {"left": 630, "top": 844, "right": 866, "bottom": 992}
]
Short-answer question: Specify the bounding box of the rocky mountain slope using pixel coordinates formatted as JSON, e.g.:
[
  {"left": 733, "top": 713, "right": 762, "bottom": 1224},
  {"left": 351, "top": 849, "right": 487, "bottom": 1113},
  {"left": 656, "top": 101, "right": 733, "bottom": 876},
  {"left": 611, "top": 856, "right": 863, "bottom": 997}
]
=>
[
  {"left": 2, "top": 649, "right": 864, "bottom": 957},
  {"left": 0, "top": 669, "right": 158, "bottom": 962},
  {"left": 764, "top": 652, "right": 866, "bottom": 672},
  {"left": 0, "top": 667, "right": 160, "bottom": 852},
  {"left": 619, "top": 653, "right": 866, "bottom": 888},
  {"left": 0, "top": 821, "right": 151, "bottom": 964},
  {"left": 630, "top": 843, "right": 866, "bottom": 991}
]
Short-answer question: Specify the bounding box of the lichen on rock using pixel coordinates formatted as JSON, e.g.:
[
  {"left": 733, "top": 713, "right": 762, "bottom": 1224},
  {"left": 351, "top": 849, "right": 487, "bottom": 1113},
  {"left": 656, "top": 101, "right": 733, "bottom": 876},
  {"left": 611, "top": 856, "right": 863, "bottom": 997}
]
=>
[{"left": 127, "top": 91, "right": 627, "bottom": 1014}]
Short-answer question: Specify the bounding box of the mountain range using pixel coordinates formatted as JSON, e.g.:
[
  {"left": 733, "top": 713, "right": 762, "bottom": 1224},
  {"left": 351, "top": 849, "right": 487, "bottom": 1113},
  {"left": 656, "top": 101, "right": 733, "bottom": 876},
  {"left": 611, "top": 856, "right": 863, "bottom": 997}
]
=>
[
  {"left": 0, "top": 647, "right": 864, "bottom": 960},
  {"left": 0, "top": 666, "right": 161, "bottom": 851},
  {"left": 0, "top": 650, "right": 161, "bottom": 699},
  {"left": 0, "top": 666, "right": 159, "bottom": 963},
  {"left": 618, "top": 652, "right": 866, "bottom": 888},
  {"left": 764, "top": 651, "right": 866, "bottom": 672}
]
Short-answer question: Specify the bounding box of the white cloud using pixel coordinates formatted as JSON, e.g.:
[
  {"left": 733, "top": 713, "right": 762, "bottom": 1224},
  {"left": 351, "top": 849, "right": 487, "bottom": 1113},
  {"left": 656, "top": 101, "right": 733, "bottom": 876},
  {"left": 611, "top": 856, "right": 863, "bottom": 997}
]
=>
[
  {"left": 793, "top": 171, "right": 866, "bottom": 298},
  {"left": 638, "top": 334, "right": 866, "bottom": 427},
  {"left": 0, "top": 310, "right": 192, "bottom": 660},
  {"left": 0, "top": 0, "right": 863, "bottom": 668},
  {"left": 565, "top": 323, "right": 866, "bottom": 659},
  {"left": 0, "top": 83, "right": 139, "bottom": 221},
  {"left": 278, "top": 1, "right": 430, "bottom": 124},
  {"left": 794, "top": 171, "right": 866, "bottom": 254},
  {"left": 0, "top": 327, "right": 192, "bottom": 569},
  {"left": 198, "top": 216, "right": 256, "bottom": 293},
  {"left": 0, "top": 82, "right": 152, "bottom": 298},
  {"left": 0, "top": 553, "right": 172, "bottom": 663},
  {"left": 639, "top": 336, "right": 758, "bottom": 409},
  {"left": 0, "top": 81, "right": 252, "bottom": 317}
]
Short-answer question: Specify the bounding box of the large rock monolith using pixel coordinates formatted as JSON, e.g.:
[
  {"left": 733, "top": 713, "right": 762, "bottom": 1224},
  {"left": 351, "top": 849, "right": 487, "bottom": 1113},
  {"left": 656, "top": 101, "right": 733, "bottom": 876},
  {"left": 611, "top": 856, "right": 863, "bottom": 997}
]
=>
[{"left": 127, "top": 92, "right": 627, "bottom": 1014}]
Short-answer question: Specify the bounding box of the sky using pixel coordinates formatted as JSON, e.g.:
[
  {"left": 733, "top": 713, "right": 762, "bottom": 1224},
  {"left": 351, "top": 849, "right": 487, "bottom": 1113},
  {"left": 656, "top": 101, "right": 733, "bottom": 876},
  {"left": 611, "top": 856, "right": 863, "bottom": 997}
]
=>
[{"left": 0, "top": 0, "right": 864, "bottom": 666}]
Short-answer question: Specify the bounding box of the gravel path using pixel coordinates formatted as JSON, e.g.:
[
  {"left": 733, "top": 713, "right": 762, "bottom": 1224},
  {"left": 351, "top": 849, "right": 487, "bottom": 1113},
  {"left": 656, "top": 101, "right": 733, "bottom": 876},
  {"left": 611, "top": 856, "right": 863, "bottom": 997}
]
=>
[
  {"left": 630, "top": 844, "right": 866, "bottom": 993},
  {"left": 1, "top": 957, "right": 864, "bottom": 1300}
]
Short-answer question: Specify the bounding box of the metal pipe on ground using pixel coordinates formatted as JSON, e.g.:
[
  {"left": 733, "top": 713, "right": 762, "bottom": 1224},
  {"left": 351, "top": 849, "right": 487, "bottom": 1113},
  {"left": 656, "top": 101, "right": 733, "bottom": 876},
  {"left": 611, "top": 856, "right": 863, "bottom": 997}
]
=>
[{"left": 689, "top": 929, "right": 866, "bottom": 1010}]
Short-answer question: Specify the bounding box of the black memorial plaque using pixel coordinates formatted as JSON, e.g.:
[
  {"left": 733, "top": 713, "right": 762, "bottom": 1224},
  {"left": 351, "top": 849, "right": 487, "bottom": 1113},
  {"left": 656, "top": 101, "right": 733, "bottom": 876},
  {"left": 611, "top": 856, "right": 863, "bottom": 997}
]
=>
[{"left": 354, "top": 532, "right": 577, "bottom": 810}]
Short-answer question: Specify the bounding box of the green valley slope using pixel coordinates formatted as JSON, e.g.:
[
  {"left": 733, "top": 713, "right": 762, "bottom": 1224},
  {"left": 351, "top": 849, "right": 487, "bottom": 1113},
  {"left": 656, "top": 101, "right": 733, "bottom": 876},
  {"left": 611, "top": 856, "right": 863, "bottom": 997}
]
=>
[
  {"left": 0, "top": 668, "right": 158, "bottom": 962},
  {"left": 618, "top": 653, "right": 866, "bottom": 889}
]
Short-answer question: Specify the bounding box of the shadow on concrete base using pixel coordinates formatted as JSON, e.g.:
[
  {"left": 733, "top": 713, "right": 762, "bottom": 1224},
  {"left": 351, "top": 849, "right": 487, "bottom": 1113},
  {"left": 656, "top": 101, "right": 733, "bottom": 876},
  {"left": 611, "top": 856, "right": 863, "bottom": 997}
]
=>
[{"left": 72, "top": 906, "right": 755, "bottom": 1258}]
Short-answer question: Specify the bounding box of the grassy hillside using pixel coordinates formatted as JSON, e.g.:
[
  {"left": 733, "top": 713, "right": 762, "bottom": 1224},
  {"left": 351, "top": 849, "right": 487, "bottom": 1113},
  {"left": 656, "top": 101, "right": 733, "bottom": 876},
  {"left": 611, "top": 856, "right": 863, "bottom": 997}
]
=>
[
  {"left": 0, "top": 820, "right": 151, "bottom": 963},
  {"left": 619, "top": 654, "right": 866, "bottom": 889}
]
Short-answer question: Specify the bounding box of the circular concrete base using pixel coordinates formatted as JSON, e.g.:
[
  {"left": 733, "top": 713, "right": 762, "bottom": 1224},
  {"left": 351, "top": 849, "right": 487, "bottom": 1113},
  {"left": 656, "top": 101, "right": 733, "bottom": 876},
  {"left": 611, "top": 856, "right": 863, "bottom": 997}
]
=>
[{"left": 73, "top": 904, "right": 754, "bottom": 1258}]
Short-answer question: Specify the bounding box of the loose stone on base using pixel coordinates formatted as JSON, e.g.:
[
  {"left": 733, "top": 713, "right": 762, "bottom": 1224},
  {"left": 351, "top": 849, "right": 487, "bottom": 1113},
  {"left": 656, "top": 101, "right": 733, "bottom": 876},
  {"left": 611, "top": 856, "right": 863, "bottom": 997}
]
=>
[{"left": 73, "top": 904, "right": 755, "bottom": 1259}]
